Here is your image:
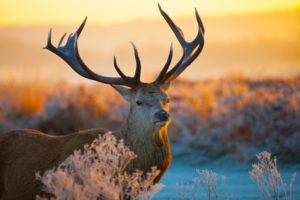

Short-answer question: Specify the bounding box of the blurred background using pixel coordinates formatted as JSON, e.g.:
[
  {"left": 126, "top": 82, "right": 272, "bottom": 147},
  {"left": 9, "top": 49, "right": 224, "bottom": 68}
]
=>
[
  {"left": 1, "top": 0, "right": 300, "bottom": 199},
  {"left": 1, "top": 0, "right": 300, "bottom": 82}
]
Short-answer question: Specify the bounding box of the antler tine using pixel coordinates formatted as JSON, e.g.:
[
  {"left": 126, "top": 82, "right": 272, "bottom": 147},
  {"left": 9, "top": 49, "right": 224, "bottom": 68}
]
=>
[
  {"left": 158, "top": 4, "right": 185, "bottom": 47},
  {"left": 113, "top": 56, "right": 129, "bottom": 80},
  {"left": 158, "top": 4, "right": 205, "bottom": 83},
  {"left": 44, "top": 29, "right": 54, "bottom": 50},
  {"left": 44, "top": 17, "right": 142, "bottom": 88},
  {"left": 195, "top": 8, "right": 205, "bottom": 35},
  {"left": 76, "top": 16, "right": 88, "bottom": 37},
  {"left": 156, "top": 43, "right": 173, "bottom": 82},
  {"left": 58, "top": 32, "right": 67, "bottom": 47},
  {"left": 130, "top": 42, "right": 141, "bottom": 83}
]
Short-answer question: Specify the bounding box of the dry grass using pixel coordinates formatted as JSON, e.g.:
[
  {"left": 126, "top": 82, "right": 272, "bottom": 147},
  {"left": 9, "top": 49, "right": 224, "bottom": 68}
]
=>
[
  {"left": 175, "top": 151, "right": 298, "bottom": 200},
  {"left": 0, "top": 76, "right": 300, "bottom": 162},
  {"left": 36, "top": 132, "right": 162, "bottom": 200},
  {"left": 249, "top": 151, "right": 297, "bottom": 200},
  {"left": 176, "top": 169, "right": 226, "bottom": 200}
]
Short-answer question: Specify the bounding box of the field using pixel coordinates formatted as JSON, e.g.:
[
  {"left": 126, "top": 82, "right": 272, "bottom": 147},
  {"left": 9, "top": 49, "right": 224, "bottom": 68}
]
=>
[
  {"left": 1, "top": 77, "right": 300, "bottom": 199},
  {"left": 1, "top": 77, "right": 299, "bottom": 163}
]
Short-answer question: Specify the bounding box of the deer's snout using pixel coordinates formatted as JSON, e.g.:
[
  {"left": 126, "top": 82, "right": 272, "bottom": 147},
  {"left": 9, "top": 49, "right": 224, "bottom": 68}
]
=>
[{"left": 155, "top": 110, "right": 169, "bottom": 122}]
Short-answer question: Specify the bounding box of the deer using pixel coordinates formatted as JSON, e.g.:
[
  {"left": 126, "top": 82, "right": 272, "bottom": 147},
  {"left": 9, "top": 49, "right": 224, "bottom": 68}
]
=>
[{"left": 0, "top": 4, "right": 204, "bottom": 200}]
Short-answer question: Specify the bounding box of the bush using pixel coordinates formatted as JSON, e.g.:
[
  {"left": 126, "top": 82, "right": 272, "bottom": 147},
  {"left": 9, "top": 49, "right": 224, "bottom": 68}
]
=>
[
  {"left": 249, "top": 151, "right": 297, "bottom": 200},
  {"left": 176, "top": 169, "right": 226, "bottom": 200},
  {"left": 36, "top": 133, "right": 163, "bottom": 200}
]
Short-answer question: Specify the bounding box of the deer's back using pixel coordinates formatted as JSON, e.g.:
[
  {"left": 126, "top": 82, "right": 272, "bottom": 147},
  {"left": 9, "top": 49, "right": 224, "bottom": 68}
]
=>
[{"left": 0, "top": 128, "right": 109, "bottom": 200}]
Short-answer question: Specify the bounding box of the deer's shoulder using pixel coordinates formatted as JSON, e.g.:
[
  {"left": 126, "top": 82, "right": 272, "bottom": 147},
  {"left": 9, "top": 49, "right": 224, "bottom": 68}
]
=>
[{"left": 0, "top": 128, "right": 115, "bottom": 158}]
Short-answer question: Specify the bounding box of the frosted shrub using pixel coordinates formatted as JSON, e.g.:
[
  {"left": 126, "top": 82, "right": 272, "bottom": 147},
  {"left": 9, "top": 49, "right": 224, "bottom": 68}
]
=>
[
  {"left": 176, "top": 169, "right": 226, "bottom": 200},
  {"left": 249, "top": 151, "right": 297, "bottom": 200},
  {"left": 176, "top": 177, "right": 200, "bottom": 200},
  {"left": 196, "top": 170, "right": 224, "bottom": 200},
  {"left": 36, "top": 132, "right": 162, "bottom": 200}
]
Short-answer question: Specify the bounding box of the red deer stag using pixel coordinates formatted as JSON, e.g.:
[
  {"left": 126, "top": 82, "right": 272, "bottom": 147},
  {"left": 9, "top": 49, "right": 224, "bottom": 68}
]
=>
[{"left": 0, "top": 4, "right": 204, "bottom": 200}]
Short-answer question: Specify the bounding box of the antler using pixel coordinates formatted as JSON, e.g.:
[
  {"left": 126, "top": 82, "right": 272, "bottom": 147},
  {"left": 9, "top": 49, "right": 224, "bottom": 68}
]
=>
[
  {"left": 155, "top": 4, "right": 205, "bottom": 83},
  {"left": 45, "top": 5, "right": 204, "bottom": 87},
  {"left": 44, "top": 17, "right": 141, "bottom": 88}
]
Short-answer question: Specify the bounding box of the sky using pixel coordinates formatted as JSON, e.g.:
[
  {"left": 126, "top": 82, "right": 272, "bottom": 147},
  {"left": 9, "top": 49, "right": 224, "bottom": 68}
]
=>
[{"left": 0, "top": 0, "right": 299, "bottom": 26}]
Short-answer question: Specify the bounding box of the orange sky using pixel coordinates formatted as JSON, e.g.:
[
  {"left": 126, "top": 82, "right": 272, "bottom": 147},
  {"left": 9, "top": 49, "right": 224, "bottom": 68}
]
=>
[{"left": 0, "top": 0, "right": 299, "bottom": 26}]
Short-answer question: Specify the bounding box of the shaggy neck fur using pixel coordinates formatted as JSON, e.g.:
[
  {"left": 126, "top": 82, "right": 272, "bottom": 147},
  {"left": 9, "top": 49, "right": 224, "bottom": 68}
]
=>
[{"left": 119, "top": 111, "right": 171, "bottom": 180}]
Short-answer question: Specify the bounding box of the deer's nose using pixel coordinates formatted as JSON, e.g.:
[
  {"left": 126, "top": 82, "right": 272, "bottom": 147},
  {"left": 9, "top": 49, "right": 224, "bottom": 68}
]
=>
[{"left": 155, "top": 110, "right": 169, "bottom": 121}]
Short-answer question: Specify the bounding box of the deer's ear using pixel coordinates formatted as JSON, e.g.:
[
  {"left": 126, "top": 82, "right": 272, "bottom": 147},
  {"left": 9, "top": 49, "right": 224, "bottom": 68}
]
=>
[{"left": 112, "top": 85, "right": 131, "bottom": 102}]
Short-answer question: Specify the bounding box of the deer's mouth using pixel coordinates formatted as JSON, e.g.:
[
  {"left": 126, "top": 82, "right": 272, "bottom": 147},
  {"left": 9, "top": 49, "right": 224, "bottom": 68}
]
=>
[{"left": 154, "top": 120, "right": 168, "bottom": 127}]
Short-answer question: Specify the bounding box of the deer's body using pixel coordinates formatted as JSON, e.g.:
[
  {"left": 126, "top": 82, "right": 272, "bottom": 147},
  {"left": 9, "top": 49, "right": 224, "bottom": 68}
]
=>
[
  {"left": 0, "top": 128, "right": 108, "bottom": 199},
  {"left": 0, "top": 4, "right": 204, "bottom": 200},
  {"left": 0, "top": 126, "right": 171, "bottom": 199}
]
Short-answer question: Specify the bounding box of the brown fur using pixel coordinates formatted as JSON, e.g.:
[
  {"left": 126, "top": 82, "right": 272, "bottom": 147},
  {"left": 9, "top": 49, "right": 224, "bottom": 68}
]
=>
[{"left": 0, "top": 83, "right": 172, "bottom": 200}]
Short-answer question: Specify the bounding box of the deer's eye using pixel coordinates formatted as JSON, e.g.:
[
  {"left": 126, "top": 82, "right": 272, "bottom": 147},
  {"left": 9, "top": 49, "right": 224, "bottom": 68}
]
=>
[{"left": 136, "top": 100, "right": 143, "bottom": 106}]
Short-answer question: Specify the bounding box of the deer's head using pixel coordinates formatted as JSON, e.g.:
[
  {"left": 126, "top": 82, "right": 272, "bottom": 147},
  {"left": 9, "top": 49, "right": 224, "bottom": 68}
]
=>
[
  {"left": 44, "top": 4, "right": 205, "bottom": 132},
  {"left": 113, "top": 82, "right": 170, "bottom": 132}
]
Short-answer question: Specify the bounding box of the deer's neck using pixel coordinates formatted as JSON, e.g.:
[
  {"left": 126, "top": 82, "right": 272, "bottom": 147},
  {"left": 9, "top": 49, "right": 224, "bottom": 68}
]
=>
[
  {"left": 118, "top": 114, "right": 172, "bottom": 180},
  {"left": 120, "top": 116, "right": 169, "bottom": 148}
]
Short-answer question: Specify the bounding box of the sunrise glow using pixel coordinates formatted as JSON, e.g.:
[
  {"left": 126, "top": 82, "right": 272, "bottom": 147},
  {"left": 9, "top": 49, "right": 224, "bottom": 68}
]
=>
[{"left": 0, "top": 0, "right": 299, "bottom": 26}]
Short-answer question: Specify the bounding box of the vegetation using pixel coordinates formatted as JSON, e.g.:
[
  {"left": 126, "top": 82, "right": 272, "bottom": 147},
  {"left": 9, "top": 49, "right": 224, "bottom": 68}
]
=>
[
  {"left": 0, "top": 77, "right": 300, "bottom": 162},
  {"left": 249, "top": 151, "right": 297, "bottom": 200},
  {"left": 0, "top": 77, "right": 299, "bottom": 199},
  {"left": 175, "top": 151, "right": 297, "bottom": 200},
  {"left": 176, "top": 169, "right": 226, "bottom": 200},
  {"left": 36, "top": 132, "right": 162, "bottom": 200}
]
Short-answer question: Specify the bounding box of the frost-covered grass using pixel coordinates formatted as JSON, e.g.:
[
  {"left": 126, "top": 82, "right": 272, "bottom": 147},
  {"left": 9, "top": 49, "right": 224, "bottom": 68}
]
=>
[
  {"left": 171, "top": 151, "right": 298, "bottom": 200},
  {"left": 249, "top": 151, "right": 297, "bottom": 200},
  {"left": 1, "top": 77, "right": 298, "bottom": 199},
  {"left": 34, "top": 132, "right": 298, "bottom": 200},
  {"left": 36, "top": 132, "right": 162, "bottom": 200},
  {"left": 176, "top": 169, "right": 226, "bottom": 200},
  {"left": 0, "top": 77, "right": 300, "bottom": 162}
]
